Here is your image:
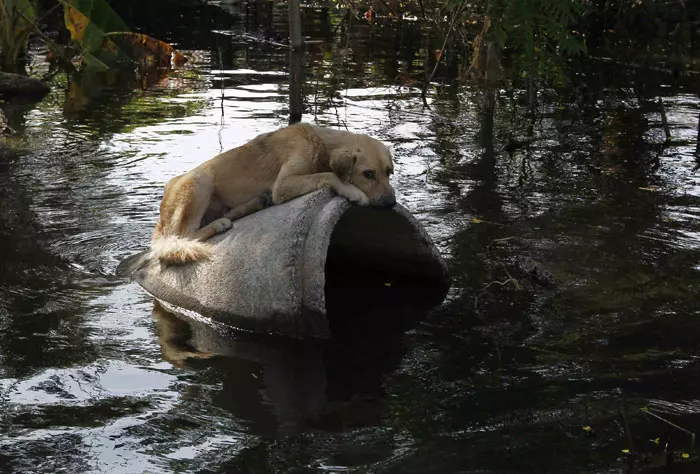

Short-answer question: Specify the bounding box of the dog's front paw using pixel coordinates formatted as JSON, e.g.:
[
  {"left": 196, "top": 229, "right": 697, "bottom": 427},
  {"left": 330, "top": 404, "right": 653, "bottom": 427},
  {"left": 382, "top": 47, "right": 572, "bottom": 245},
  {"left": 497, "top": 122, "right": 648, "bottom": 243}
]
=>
[
  {"left": 339, "top": 184, "right": 369, "bottom": 206},
  {"left": 211, "top": 217, "right": 233, "bottom": 234}
]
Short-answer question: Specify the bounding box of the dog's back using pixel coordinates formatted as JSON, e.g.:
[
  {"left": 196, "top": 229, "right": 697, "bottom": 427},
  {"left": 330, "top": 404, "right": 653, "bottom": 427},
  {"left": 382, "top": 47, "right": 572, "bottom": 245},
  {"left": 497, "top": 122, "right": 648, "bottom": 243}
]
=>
[{"left": 149, "top": 123, "right": 392, "bottom": 266}]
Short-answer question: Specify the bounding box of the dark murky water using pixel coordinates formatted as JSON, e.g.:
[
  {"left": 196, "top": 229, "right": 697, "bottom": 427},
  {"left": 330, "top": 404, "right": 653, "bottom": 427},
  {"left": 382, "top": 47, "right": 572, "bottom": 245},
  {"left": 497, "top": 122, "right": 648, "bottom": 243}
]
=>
[{"left": 2, "top": 2, "right": 700, "bottom": 473}]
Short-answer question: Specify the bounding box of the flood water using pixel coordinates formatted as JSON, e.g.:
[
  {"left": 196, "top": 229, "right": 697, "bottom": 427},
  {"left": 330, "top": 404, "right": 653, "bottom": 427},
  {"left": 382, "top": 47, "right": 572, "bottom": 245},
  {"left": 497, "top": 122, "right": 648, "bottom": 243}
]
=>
[{"left": 2, "top": 2, "right": 700, "bottom": 473}]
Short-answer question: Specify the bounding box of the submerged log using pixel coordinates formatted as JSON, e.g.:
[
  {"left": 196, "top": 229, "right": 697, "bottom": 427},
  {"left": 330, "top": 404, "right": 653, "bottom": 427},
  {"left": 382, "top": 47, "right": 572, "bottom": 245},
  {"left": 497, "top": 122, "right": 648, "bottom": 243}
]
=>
[
  {"left": 118, "top": 189, "right": 450, "bottom": 339},
  {"left": 0, "top": 72, "right": 50, "bottom": 101}
]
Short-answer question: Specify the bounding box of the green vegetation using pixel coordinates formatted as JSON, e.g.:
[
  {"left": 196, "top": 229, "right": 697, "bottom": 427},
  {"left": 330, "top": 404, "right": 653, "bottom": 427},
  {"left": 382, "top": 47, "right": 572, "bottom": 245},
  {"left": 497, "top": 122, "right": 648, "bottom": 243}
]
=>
[
  {"left": 0, "top": 0, "right": 184, "bottom": 74},
  {"left": 0, "top": 0, "right": 36, "bottom": 72},
  {"left": 480, "top": 0, "right": 585, "bottom": 83},
  {"left": 342, "top": 0, "right": 696, "bottom": 88}
]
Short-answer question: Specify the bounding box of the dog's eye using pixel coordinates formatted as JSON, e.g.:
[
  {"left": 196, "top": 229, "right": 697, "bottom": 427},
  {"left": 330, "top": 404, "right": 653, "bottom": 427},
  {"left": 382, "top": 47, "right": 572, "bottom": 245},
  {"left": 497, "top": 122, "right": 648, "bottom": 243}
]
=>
[
  {"left": 363, "top": 170, "right": 376, "bottom": 180},
  {"left": 386, "top": 168, "right": 393, "bottom": 176}
]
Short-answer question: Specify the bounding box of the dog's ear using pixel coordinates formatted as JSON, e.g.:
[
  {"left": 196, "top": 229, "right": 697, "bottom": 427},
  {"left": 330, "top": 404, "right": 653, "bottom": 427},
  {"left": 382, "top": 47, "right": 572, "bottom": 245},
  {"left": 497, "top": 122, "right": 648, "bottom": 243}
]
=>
[{"left": 330, "top": 151, "right": 357, "bottom": 182}]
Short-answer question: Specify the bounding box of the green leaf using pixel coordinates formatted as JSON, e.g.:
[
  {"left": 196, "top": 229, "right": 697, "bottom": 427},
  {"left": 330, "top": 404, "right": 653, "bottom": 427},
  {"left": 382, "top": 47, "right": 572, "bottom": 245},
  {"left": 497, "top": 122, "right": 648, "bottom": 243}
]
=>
[{"left": 59, "top": 0, "right": 129, "bottom": 53}]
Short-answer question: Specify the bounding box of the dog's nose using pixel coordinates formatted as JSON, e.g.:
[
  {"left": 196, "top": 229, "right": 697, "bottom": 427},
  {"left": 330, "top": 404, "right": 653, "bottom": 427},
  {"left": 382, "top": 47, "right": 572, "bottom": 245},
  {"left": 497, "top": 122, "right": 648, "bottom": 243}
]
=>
[{"left": 375, "top": 195, "right": 396, "bottom": 209}]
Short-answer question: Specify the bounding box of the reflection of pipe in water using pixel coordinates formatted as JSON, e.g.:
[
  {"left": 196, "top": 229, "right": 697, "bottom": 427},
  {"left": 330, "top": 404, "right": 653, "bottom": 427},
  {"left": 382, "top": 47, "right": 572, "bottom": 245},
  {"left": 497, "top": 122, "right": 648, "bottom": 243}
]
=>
[
  {"left": 152, "top": 268, "right": 445, "bottom": 436},
  {"left": 153, "top": 300, "right": 327, "bottom": 436}
]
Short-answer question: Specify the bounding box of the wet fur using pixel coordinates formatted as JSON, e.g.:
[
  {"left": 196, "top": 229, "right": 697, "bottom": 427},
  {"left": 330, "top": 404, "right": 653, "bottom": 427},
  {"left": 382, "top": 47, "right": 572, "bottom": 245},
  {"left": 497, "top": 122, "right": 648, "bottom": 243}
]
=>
[{"left": 151, "top": 123, "right": 395, "bottom": 264}]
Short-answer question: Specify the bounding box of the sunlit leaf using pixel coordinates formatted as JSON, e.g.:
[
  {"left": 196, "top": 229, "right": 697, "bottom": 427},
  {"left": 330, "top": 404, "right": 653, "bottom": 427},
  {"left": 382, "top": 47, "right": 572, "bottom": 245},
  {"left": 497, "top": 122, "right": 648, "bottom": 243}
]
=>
[
  {"left": 59, "top": 0, "right": 128, "bottom": 53},
  {"left": 63, "top": 4, "right": 90, "bottom": 44},
  {"left": 106, "top": 32, "right": 188, "bottom": 68},
  {"left": 61, "top": 2, "right": 185, "bottom": 70},
  {"left": 64, "top": 0, "right": 128, "bottom": 34}
]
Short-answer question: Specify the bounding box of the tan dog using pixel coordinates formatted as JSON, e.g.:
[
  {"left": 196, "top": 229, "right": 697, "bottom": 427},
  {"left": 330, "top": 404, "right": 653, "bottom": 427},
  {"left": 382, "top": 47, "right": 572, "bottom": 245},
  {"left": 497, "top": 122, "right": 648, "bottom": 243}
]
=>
[{"left": 151, "top": 123, "right": 395, "bottom": 264}]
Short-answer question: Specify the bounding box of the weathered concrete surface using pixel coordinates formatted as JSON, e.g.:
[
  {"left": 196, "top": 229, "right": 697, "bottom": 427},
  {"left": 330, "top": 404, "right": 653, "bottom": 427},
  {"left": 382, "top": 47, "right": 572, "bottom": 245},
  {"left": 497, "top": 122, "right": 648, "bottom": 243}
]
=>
[
  {"left": 0, "top": 72, "right": 50, "bottom": 101},
  {"left": 119, "top": 189, "right": 450, "bottom": 339}
]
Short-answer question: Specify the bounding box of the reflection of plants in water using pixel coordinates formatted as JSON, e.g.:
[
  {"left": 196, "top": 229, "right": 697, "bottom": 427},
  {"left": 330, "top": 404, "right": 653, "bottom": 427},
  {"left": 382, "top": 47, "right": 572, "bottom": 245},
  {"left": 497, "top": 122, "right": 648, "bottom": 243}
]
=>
[
  {"left": 59, "top": 70, "right": 210, "bottom": 135},
  {"left": 1, "top": 0, "right": 185, "bottom": 74},
  {"left": 1, "top": 62, "right": 208, "bottom": 140},
  {"left": 62, "top": 63, "right": 207, "bottom": 116}
]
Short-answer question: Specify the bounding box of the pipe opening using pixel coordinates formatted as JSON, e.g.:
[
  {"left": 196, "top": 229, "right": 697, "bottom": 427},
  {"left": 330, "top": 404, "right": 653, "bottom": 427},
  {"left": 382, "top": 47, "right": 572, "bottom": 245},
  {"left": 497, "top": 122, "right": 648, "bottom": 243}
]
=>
[{"left": 324, "top": 206, "right": 450, "bottom": 328}]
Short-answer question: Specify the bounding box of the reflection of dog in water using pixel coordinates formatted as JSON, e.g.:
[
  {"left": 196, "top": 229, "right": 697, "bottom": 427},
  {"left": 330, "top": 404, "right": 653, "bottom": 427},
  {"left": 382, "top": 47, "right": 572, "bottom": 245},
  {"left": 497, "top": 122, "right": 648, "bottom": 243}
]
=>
[
  {"left": 150, "top": 123, "right": 396, "bottom": 265},
  {"left": 151, "top": 300, "right": 215, "bottom": 367}
]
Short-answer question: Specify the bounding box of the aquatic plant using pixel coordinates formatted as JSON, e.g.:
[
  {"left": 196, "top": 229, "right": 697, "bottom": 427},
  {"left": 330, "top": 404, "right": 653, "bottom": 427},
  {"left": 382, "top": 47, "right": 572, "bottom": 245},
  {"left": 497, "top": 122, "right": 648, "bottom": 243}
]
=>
[
  {"left": 0, "top": 0, "right": 185, "bottom": 74},
  {"left": 0, "top": 0, "right": 36, "bottom": 73},
  {"left": 489, "top": 0, "right": 586, "bottom": 82}
]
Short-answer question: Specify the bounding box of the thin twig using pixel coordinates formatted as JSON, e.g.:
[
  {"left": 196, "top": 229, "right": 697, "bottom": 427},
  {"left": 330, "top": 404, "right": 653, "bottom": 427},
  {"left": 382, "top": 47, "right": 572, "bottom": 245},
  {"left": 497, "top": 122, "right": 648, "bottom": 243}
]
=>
[
  {"left": 421, "top": 0, "right": 466, "bottom": 107},
  {"left": 485, "top": 236, "right": 515, "bottom": 253},
  {"left": 36, "top": 3, "right": 61, "bottom": 24},
  {"left": 480, "top": 270, "right": 520, "bottom": 292},
  {"left": 642, "top": 407, "right": 696, "bottom": 447},
  {"left": 19, "top": 9, "right": 77, "bottom": 73},
  {"left": 621, "top": 405, "right": 636, "bottom": 454},
  {"left": 474, "top": 270, "right": 520, "bottom": 310}
]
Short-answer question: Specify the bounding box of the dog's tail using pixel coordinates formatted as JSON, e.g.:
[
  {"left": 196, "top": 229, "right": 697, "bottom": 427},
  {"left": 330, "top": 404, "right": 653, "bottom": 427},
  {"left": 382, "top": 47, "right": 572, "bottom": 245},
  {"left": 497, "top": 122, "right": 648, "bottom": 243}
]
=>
[{"left": 150, "top": 236, "right": 213, "bottom": 265}]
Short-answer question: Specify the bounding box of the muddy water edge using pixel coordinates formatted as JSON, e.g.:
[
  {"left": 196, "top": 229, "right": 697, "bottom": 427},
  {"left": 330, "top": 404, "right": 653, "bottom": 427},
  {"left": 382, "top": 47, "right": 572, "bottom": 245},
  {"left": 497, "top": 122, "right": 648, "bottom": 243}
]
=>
[{"left": 1, "top": 1, "right": 700, "bottom": 473}]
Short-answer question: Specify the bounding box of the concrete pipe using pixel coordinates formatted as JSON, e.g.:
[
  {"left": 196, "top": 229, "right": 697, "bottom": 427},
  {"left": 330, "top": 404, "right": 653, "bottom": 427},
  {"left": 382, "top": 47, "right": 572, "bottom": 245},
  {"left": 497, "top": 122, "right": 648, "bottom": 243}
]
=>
[{"left": 118, "top": 189, "right": 450, "bottom": 339}]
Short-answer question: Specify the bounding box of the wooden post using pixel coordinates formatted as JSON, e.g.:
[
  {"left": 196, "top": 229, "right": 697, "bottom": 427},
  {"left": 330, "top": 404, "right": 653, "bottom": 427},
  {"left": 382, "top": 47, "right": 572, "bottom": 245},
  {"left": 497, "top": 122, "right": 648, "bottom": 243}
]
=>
[
  {"left": 658, "top": 98, "right": 671, "bottom": 141},
  {"left": 289, "top": 49, "right": 303, "bottom": 124},
  {"left": 289, "top": 0, "right": 303, "bottom": 51},
  {"left": 289, "top": 0, "right": 303, "bottom": 124}
]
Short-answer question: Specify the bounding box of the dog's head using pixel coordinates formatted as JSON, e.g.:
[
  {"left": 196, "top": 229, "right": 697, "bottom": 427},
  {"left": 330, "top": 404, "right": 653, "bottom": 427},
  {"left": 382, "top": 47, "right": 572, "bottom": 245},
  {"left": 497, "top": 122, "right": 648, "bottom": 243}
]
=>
[{"left": 330, "top": 134, "right": 396, "bottom": 209}]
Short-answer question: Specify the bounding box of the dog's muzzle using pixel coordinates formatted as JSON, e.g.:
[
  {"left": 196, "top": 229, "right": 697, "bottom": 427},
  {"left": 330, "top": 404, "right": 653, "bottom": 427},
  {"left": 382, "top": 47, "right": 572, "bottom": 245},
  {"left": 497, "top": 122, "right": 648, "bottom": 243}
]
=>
[{"left": 372, "top": 194, "right": 396, "bottom": 209}]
